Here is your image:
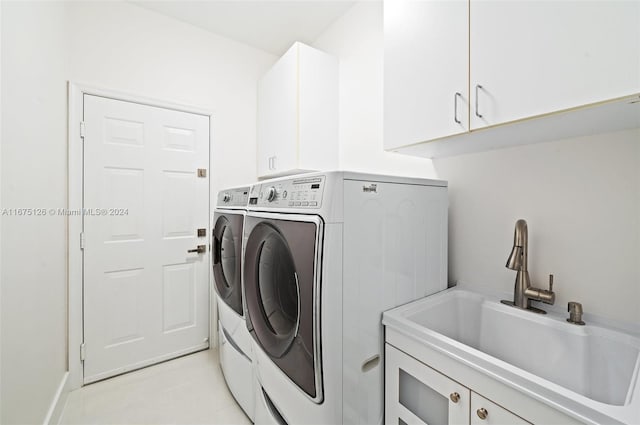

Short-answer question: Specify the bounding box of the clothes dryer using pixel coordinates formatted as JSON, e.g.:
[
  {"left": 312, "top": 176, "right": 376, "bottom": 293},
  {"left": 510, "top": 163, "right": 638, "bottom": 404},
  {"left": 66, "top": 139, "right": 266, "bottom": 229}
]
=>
[
  {"left": 243, "top": 171, "right": 448, "bottom": 424},
  {"left": 213, "top": 186, "right": 254, "bottom": 420}
]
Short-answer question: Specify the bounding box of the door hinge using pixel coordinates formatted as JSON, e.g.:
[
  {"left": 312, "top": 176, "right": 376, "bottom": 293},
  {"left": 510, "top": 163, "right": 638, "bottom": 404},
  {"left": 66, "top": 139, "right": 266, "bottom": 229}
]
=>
[
  {"left": 80, "top": 121, "right": 86, "bottom": 139},
  {"left": 80, "top": 232, "right": 85, "bottom": 250},
  {"left": 197, "top": 168, "right": 207, "bottom": 178},
  {"left": 80, "top": 343, "right": 86, "bottom": 361}
]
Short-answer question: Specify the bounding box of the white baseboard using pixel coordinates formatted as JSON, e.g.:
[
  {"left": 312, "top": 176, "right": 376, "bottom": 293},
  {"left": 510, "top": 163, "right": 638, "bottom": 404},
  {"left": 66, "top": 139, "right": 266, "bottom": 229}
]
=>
[{"left": 43, "top": 372, "right": 70, "bottom": 425}]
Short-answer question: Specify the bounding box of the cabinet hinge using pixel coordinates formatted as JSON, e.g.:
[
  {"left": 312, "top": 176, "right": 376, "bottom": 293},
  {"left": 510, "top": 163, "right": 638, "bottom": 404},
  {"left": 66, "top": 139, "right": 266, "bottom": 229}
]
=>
[
  {"left": 80, "top": 232, "right": 85, "bottom": 250},
  {"left": 80, "top": 343, "right": 86, "bottom": 361},
  {"left": 80, "top": 121, "right": 86, "bottom": 139}
]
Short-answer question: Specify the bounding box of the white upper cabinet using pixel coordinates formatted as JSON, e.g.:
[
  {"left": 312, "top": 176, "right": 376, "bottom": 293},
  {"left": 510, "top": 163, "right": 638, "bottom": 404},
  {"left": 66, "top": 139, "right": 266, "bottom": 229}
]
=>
[
  {"left": 257, "top": 42, "right": 339, "bottom": 179},
  {"left": 470, "top": 0, "right": 640, "bottom": 130},
  {"left": 384, "top": 0, "right": 469, "bottom": 150},
  {"left": 383, "top": 0, "right": 640, "bottom": 155}
]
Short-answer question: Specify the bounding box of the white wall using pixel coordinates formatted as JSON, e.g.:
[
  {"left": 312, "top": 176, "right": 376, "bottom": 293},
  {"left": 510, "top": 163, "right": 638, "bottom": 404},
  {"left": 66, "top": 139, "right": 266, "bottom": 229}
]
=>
[
  {"left": 68, "top": 1, "right": 276, "bottom": 195},
  {"left": 313, "top": 2, "right": 640, "bottom": 324},
  {"left": 1, "top": 2, "right": 275, "bottom": 423},
  {"left": 312, "top": 2, "right": 436, "bottom": 178},
  {"left": 435, "top": 129, "right": 640, "bottom": 323},
  {"left": 1, "top": 2, "right": 69, "bottom": 424}
]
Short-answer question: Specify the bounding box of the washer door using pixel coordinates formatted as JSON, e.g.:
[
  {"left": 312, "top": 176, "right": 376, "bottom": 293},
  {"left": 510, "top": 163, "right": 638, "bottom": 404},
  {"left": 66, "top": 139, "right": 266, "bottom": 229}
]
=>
[
  {"left": 212, "top": 212, "right": 243, "bottom": 316},
  {"left": 244, "top": 215, "right": 322, "bottom": 401}
]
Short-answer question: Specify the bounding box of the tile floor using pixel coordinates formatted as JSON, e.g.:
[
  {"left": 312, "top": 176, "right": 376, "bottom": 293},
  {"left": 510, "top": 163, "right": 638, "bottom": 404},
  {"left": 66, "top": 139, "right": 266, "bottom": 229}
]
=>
[{"left": 59, "top": 349, "right": 251, "bottom": 425}]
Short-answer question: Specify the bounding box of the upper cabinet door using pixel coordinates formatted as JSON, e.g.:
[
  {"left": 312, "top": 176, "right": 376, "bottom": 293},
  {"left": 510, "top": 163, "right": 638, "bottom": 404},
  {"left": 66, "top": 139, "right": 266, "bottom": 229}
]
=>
[
  {"left": 384, "top": 0, "right": 469, "bottom": 150},
  {"left": 257, "top": 42, "right": 338, "bottom": 179},
  {"left": 257, "top": 45, "right": 298, "bottom": 178},
  {"left": 470, "top": 0, "right": 640, "bottom": 130}
]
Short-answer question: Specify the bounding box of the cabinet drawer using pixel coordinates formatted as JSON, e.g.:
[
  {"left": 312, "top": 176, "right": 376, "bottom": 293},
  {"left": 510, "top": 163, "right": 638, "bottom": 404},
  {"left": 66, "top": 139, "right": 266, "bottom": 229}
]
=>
[{"left": 470, "top": 392, "right": 531, "bottom": 425}]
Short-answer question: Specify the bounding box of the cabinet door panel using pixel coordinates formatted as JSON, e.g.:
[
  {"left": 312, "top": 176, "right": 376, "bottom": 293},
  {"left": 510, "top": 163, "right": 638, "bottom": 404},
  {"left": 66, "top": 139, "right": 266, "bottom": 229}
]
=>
[
  {"left": 470, "top": 0, "right": 640, "bottom": 129},
  {"left": 386, "top": 344, "right": 469, "bottom": 425},
  {"left": 297, "top": 43, "right": 339, "bottom": 172},
  {"left": 471, "top": 393, "right": 531, "bottom": 425},
  {"left": 257, "top": 45, "right": 298, "bottom": 178},
  {"left": 384, "top": 0, "right": 469, "bottom": 150}
]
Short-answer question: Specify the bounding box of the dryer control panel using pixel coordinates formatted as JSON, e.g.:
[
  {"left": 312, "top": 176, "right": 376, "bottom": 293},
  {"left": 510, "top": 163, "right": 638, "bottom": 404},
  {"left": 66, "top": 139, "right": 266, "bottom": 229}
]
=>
[
  {"left": 249, "top": 176, "right": 326, "bottom": 208},
  {"left": 216, "top": 187, "right": 250, "bottom": 207}
]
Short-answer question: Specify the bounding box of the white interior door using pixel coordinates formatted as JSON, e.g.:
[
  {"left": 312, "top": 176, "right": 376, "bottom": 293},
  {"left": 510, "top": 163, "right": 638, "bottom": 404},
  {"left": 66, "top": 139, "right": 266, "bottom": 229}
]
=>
[{"left": 82, "top": 94, "right": 210, "bottom": 384}]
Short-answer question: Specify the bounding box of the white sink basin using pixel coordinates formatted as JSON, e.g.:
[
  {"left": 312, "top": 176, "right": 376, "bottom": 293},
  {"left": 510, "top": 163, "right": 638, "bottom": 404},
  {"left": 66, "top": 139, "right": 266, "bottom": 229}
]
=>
[{"left": 383, "top": 287, "right": 640, "bottom": 423}]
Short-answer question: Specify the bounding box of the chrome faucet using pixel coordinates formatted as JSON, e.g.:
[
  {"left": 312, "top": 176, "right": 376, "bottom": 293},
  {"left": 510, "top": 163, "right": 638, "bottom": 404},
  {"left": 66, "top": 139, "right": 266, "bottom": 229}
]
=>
[{"left": 501, "top": 219, "right": 555, "bottom": 314}]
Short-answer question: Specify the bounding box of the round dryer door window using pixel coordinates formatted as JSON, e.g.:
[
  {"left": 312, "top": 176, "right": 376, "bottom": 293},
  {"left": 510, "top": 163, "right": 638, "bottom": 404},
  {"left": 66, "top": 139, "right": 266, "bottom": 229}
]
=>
[
  {"left": 258, "top": 230, "right": 299, "bottom": 338},
  {"left": 212, "top": 213, "right": 243, "bottom": 316},
  {"left": 219, "top": 223, "right": 236, "bottom": 286},
  {"left": 249, "top": 223, "right": 299, "bottom": 357}
]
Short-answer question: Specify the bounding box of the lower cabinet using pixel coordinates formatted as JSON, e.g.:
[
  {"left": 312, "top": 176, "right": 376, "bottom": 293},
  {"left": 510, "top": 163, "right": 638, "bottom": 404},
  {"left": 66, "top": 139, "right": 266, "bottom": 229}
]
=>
[{"left": 386, "top": 344, "right": 531, "bottom": 425}]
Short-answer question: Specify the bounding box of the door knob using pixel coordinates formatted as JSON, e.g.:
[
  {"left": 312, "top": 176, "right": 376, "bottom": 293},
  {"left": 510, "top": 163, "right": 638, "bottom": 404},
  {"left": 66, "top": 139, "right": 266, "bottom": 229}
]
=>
[
  {"left": 449, "top": 392, "right": 460, "bottom": 403},
  {"left": 188, "top": 245, "right": 206, "bottom": 254}
]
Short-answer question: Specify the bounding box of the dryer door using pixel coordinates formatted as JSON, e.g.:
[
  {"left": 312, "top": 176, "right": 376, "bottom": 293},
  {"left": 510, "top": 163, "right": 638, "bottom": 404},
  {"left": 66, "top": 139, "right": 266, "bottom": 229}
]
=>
[
  {"left": 212, "top": 212, "right": 244, "bottom": 316},
  {"left": 244, "top": 214, "right": 323, "bottom": 402}
]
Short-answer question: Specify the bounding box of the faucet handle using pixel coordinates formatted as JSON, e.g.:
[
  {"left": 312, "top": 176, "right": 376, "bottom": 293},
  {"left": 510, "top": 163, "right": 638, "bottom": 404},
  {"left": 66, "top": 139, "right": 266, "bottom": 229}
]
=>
[
  {"left": 567, "top": 301, "right": 585, "bottom": 325},
  {"left": 548, "top": 274, "right": 554, "bottom": 292}
]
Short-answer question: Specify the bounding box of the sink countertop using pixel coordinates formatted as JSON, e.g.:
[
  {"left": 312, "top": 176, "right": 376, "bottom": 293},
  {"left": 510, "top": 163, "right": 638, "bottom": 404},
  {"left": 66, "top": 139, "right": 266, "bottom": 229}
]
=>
[{"left": 382, "top": 285, "right": 640, "bottom": 425}]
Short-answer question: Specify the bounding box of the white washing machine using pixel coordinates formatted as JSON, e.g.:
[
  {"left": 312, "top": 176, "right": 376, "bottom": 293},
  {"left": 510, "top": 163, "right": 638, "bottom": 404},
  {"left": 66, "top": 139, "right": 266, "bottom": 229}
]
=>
[
  {"left": 212, "top": 186, "right": 254, "bottom": 421},
  {"left": 243, "top": 171, "right": 448, "bottom": 424}
]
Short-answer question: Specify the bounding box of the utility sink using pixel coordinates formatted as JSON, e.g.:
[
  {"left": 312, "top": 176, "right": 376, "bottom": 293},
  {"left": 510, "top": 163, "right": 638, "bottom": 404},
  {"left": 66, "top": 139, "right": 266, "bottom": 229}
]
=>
[{"left": 383, "top": 287, "right": 640, "bottom": 424}]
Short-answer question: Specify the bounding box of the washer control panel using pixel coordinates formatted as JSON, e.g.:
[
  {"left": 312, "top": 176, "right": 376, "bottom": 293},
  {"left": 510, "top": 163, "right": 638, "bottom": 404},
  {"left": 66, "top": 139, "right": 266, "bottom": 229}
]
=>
[
  {"left": 249, "top": 176, "right": 325, "bottom": 208},
  {"left": 217, "top": 187, "right": 250, "bottom": 207}
]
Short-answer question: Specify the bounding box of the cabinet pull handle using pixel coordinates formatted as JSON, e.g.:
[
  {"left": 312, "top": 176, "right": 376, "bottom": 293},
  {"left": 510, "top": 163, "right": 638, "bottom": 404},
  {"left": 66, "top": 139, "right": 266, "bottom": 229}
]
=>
[
  {"left": 454, "top": 92, "right": 462, "bottom": 124},
  {"left": 449, "top": 392, "right": 460, "bottom": 403},
  {"left": 477, "top": 408, "right": 488, "bottom": 420},
  {"left": 475, "top": 84, "right": 483, "bottom": 118}
]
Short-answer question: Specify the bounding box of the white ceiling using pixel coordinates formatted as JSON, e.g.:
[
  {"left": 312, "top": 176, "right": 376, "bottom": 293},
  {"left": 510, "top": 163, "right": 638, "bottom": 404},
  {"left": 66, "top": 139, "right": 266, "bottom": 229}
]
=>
[{"left": 132, "top": 0, "right": 357, "bottom": 56}]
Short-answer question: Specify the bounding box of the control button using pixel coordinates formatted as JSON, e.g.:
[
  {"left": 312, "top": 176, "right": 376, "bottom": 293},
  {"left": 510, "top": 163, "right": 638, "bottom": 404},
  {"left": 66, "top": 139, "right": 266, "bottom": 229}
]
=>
[
  {"left": 309, "top": 201, "right": 318, "bottom": 206},
  {"left": 294, "top": 202, "right": 301, "bottom": 206},
  {"left": 282, "top": 190, "right": 288, "bottom": 199},
  {"left": 302, "top": 201, "right": 309, "bottom": 206},
  {"left": 288, "top": 201, "right": 294, "bottom": 206}
]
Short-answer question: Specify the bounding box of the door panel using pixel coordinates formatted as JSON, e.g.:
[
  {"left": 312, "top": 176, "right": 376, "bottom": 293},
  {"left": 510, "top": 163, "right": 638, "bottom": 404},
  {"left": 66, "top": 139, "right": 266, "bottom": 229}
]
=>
[
  {"left": 162, "top": 170, "right": 196, "bottom": 237},
  {"left": 162, "top": 263, "right": 196, "bottom": 333},
  {"left": 103, "top": 167, "right": 144, "bottom": 241},
  {"left": 83, "top": 95, "right": 210, "bottom": 383}
]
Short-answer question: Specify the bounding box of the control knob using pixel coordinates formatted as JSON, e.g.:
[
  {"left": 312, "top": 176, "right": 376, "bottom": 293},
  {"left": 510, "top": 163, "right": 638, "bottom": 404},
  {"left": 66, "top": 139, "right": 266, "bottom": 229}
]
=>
[
  {"left": 266, "top": 186, "right": 277, "bottom": 202},
  {"left": 222, "top": 192, "right": 231, "bottom": 202}
]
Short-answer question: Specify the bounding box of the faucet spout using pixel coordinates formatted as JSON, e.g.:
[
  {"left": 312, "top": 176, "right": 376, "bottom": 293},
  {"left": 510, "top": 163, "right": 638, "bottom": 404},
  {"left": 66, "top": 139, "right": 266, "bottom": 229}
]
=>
[
  {"left": 506, "top": 219, "right": 527, "bottom": 271},
  {"left": 501, "top": 219, "right": 555, "bottom": 314}
]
